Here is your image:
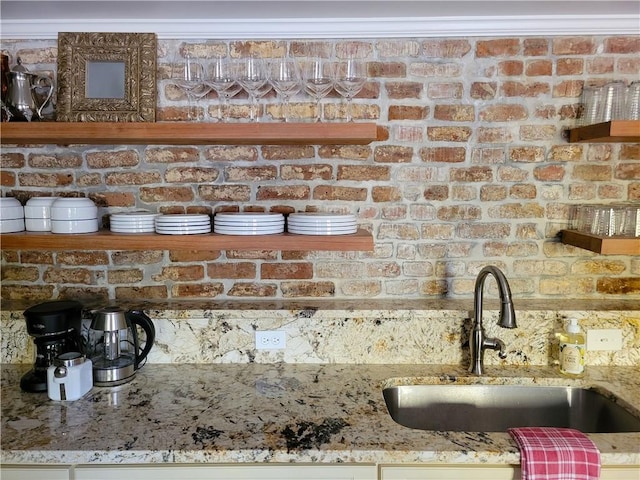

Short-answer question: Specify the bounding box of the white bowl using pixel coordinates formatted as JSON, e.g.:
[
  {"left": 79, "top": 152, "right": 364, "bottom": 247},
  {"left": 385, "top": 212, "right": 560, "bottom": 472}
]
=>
[
  {"left": 51, "top": 218, "right": 99, "bottom": 234},
  {"left": 0, "top": 197, "right": 24, "bottom": 220},
  {"left": 50, "top": 198, "right": 98, "bottom": 220},
  {"left": 25, "top": 197, "right": 58, "bottom": 219},
  {"left": 26, "top": 218, "right": 52, "bottom": 232},
  {"left": 0, "top": 218, "right": 25, "bottom": 233}
]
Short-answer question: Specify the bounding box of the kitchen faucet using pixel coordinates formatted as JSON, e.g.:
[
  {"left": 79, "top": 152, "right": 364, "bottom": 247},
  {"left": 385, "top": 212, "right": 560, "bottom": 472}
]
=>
[{"left": 469, "top": 266, "right": 517, "bottom": 375}]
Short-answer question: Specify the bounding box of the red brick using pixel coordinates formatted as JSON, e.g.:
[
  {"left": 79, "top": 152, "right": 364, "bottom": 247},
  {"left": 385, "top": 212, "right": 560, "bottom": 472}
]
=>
[
  {"left": 198, "top": 185, "right": 250, "bottom": 202},
  {"left": 205, "top": 146, "right": 258, "bottom": 162},
  {"left": 534, "top": 165, "right": 566, "bottom": 181},
  {"left": 498, "top": 60, "right": 523, "bottom": 76},
  {"left": 318, "top": 145, "right": 371, "bottom": 161},
  {"left": 428, "top": 82, "right": 463, "bottom": 99},
  {"left": 420, "top": 147, "right": 466, "bottom": 163},
  {"left": 224, "top": 166, "right": 276, "bottom": 182},
  {"left": 261, "top": 263, "right": 313, "bottom": 279},
  {"left": 479, "top": 104, "right": 528, "bottom": 122},
  {"left": 313, "top": 185, "right": 367, "bottom": 201},
  {"left": 604, "top": 37, "right": 640, "bottom": 54},
  {"left": 450, "top": 166, "right": 493, "bottom": 182},
  {"left": 385, "top": 81, "right": 423, "bottom": 99},
  {"left": 524, "top": 38, "right": 549, "bottom": 56},
  {"left": 388, "top": 105, "right": 428, "bottom": 120},
  {"left": 510, "top": 146, "right": 545, "bottom": 163},
  {"left": 172, "top": 283, "right": 224, "bottom": 298},
  {"left": 228, "top": 282, "right": 277, "bottom": 297},
  {"left": 146, "top": 147, "right": 200, "bottom": 163},
  {"left": 281, "top": 281, "right": 334, "bottom": 297},
  {"left": 423, "top": 185, "right": 449, "bottom": 201},
  {"left": 208, "top": 262, "right": 256, "bottom": 279},
  {"left": 337, "top": 165, "right": 390, "bottom": 181},
  {"left": 501, "top": 81, "right": 550, "bottom": 97},
  {"left": 553, "top": 37, "right": 596, "bottom": 55},
  {"left": 29, "top": 153, "right": 82, "bottom": 168},
  {"left": 471, "top": 82, "right": 497, "bottom": 100},
  {"left": 374, "top": 145, "right": 414, "bottom": 163},
  {"left": 140, "top": 186, "right": 194, "bottom": 202},
  {"left": 556, "top": 58, "right": 583, "bottom": 76},
  {"left": 18, "top": 172, "right": 73, "bottom": 187},
  {"left": 615, "top": 163, "right": 640, "bottom": 180},
  {"left": 457, "top": 223, "right": 511, "bottom": 238},
  {"left": 372, "top": 186, "right": 402, "bottom": 202},
  {"left": 166, "top": 167, "right": 220, "bottom": 183},
  {"left": 367, "top": 61, "right": 406, "bottom": 77},
  {"left": 433, "top": 105, "right": 474, "bottom": 122},
  {"left": 423, "top": 39, "right": 471, "bottom": 58},
  {"left": 106, "top": 172, "right": 162, "bottom": 185},
  {"left": 281, "top": 164, "right": 333, "bottom": 180},
  {"left": 87, "top": 150, "right": 139, "bottom": 168},
  {"left": 587, "top": 57, "right": 614, "bottom": 74},
  {"left": 262, "top": 146, "right": 315, "bottom": 161},
  {"left": 257, "top": 185, "right": 310, "bottom": 201},
  {"left": 427, "top": 126, "right": 472, "bottom": 142},
  {"left": 526, "top": 60, "right": 552, "bottom": 76},
  {"left": 476, "top": 39, "right": 520, "bottom": 57}
]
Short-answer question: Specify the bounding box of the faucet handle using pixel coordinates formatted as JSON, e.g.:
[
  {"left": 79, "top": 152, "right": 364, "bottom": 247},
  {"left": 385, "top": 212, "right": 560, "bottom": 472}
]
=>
[{"left": 483, "top": 337, "right": 507, "bottom": 359}]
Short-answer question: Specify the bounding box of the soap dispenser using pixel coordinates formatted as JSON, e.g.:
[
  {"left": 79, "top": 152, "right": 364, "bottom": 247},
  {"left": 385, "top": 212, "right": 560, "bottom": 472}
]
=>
[{"left": 559, "top": 318, "right": 586, "bottom": 377}]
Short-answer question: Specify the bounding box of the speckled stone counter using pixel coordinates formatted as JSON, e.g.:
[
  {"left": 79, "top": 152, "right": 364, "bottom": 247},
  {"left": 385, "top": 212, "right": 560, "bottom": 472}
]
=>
[{"left": 2, "top": 363, "right": 640, "bottom": 467}]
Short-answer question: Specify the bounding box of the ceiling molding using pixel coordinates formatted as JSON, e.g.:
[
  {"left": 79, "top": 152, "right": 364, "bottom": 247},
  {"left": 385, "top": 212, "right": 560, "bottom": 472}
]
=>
[{"left": 1, "top": 15, "right": 638, "bottom": 40}]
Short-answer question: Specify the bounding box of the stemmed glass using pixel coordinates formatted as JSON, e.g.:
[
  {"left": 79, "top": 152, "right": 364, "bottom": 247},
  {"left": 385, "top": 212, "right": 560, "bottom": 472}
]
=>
[
  {"left": 234, "top": 56, "right": 268, "bottom": 122},
  {"left": 172, "top": 54, "right": 209, "bottom": 121},
  {"left": 300, "top": 57, "right": 334, "bottom": 122},
  {"left": 206, "top": 56, "right": 237, "bottom": 122},
  {"left": 268, "top": 57, "right": 301, "bottom": 122},
  {"left": 333, "top": 58, "right": 366, "bottom": 122}
]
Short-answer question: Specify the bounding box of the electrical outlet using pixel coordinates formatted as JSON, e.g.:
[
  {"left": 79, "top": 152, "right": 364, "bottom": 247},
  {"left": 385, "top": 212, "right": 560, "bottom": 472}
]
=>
[
  {"left": 255, "top": 330, "right": 286, "bottom": 350},
  {"left": 587, "top": 329, "right": 623, "bottom": 351}
]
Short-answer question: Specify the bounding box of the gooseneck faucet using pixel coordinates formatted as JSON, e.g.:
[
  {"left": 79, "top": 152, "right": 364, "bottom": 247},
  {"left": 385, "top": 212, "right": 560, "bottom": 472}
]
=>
[{"left": 469, "top": 266, "right": 517, "bottom": 375}]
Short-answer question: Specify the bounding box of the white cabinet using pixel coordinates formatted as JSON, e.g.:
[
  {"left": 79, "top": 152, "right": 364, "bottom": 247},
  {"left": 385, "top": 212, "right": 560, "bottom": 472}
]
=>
[
  {"left": 74, "top": 464, "right": 376, "bottom": 480},
  {"left": 1, "top": 465, "right": 71, "bottom": 480},
  {"left": 379, "top": 464, "right": 640, "bottom": 480}
]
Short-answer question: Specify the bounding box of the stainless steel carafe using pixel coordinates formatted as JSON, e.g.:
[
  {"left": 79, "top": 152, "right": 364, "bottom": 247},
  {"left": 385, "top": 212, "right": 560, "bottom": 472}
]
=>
[
  {"left": 87, "top": 306, "right": 155, "bottom": 386},
  {"left": 4, "top": 58, "right": 54, "bottom": 121}
]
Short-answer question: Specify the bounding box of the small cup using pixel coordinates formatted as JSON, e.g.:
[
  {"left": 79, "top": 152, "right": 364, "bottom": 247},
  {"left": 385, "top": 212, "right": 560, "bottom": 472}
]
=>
[
  {"left": 624, "top": 81, "right": 640, "bottom": 121},
  {"left": 578, "top": 85, "right": 602, "bottom": 126}
]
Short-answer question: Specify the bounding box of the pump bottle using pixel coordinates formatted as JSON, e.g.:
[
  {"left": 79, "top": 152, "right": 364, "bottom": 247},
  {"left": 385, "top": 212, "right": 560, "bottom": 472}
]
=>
[{"left": 559, "top": 318, "right": 586, "bottom": 377}]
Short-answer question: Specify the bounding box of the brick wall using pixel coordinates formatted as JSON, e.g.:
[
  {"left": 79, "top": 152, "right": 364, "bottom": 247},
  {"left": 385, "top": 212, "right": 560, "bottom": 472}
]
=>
[{"left": 1, "top": 36, "right": 639, "bottom": 302}]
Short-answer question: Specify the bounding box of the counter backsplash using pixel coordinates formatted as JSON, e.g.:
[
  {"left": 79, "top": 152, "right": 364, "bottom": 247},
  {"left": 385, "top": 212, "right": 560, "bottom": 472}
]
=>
[{"left": 2, "top": 301, "right": 638, "bottom": 367}]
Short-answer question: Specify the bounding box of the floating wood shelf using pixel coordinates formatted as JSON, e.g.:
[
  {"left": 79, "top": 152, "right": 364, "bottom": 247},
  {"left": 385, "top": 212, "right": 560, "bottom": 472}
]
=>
[
  {"left": 561, "top": 230, "right": 640, "bottom": 255},
  {"left": 567, "top": 120, "right": 640, "bottom": 143},
  {"left": 0, "top": 122, "right": 379, "bottom": 146},
  {"left": 0, "top": 229, "right": 374, "bottom": 252}
]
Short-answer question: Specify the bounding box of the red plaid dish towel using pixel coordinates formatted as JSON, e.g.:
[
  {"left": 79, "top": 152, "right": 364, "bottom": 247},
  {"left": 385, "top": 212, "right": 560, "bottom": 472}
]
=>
[{"left": 509, "top": 427, "right": 601, "bottom": 480}]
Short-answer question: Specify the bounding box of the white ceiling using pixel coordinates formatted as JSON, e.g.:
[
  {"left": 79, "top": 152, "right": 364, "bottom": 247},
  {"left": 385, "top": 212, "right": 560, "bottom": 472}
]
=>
[{"left": 1, "top": 0, "right": 639, "bottom": 39}]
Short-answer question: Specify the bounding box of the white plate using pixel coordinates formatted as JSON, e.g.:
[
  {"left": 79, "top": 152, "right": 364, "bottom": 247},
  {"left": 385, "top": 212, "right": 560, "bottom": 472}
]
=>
[
  {"left": 288, "top": 226, "right": 357, "bottom": 235},
  {"left": 156, "top": 214, "right": 210, "bottom": 221},
  {"left": 288, "top": 213, "right": 356, "bottom": 223},
  {"left": 0, "top": 218, "right": 25, "bottom": 233},
  {"left": 51, "top": 218, "right": 99, "bottom": 234},
  {"left": 214, "top": 219, "right": 285, "bottom": 227},
  {"left": 213, "top": 225, "right": 284, "bottom": 235},
  {"left": 156, "top": 227, "right": 212, "bottom": 235},
  {"left": 110, "top": 226, "right": 156, "bottom": 233},
  {"left": 288, "top": 219, "right": 357, "bottom": 227},
  {"left": 214, "top": 213, "right": 284, "bottom": 222},
  {"left": 110, "top": 219, "right": 157, "bottom": 226}
]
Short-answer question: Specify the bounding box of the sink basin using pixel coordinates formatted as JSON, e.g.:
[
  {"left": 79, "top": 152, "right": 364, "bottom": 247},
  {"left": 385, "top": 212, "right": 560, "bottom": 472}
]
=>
[{"left": 383, "top": 384, "right": 640, "bottom": 433}]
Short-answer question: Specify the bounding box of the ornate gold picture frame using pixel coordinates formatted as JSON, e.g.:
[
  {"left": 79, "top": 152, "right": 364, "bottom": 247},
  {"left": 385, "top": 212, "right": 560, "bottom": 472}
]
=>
[{"left": 57, "top": 32, "right": 157, "bottom": 122}]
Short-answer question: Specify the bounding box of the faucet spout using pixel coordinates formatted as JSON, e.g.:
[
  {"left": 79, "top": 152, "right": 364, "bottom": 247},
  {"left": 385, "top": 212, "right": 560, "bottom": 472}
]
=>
[{"left": 469, "top": 266, "right": 517, "bottom": 375}]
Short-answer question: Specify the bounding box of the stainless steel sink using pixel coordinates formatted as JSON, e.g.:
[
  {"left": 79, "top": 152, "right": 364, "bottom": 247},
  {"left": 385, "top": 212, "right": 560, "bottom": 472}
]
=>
[{"left": 383, "top": 384, "right": 640, "bottom": 433}]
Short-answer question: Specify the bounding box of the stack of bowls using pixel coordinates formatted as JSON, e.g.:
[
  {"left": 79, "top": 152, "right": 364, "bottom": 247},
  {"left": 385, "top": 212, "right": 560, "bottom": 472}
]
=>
[
  {"left": 24, "top": 197, "right": 58, "bottom": 232},
  {"left": 0, "top": 197, "right": 25, "bottom": 233},
  {"left": 50, "top": 198, "right": 99, "bottom": 234}
]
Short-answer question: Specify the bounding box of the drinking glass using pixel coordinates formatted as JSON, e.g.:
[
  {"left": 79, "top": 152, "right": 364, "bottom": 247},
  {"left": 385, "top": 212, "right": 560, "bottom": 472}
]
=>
[
  {"left": 578, "top": 85, "right": 602, "bottom": 127},
  {"left": 268, "top": 57, "right": 301, "bottom": 122},
  {"left": 234, "top": 56, "right": 268, "bottom": 122},
  {"left": 598, "top": 81, "right": 626, "bottom": 122},
  {"left": 333, "top": 58, "right": 366, "bottom": 122},
  {"left": 172, "top": 54, "right": 208, "bottom": 121},
  {"left": 206, "top": 56, "right": 237, "bottom": 122},
  {"left": 625, "top": 81, "right": 640, "bottom": 121},
  {"left": 300, "top": 57, "right": 334, "bottom": 122}
]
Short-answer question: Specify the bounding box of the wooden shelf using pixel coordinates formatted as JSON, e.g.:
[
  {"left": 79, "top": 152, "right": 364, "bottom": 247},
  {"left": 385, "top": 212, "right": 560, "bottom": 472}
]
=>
[
  {"left": 0, "top": 229, "right": 374, "bottom": 252},
  {"left": 567, "top": 120, "right": 640, "bottom": 143},
  {"left": 561, "top": 230, "right": 640, "bottom": 255},
  {"left": 0, "top": 122, "right": 378, "bottom": 146}
]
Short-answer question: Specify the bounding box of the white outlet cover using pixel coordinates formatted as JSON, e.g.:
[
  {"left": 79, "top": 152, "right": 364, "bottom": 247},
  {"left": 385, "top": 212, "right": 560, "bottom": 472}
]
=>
[
  {"left": 587, "top": 329, "right": 623, "bottom": 351},
  {"left": 255, "top": 330, "right": 286, "bottom": 350}
]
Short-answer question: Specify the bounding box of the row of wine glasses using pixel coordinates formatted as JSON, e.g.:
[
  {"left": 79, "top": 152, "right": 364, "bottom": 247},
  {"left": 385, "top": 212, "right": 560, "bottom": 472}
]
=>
[{"left": 171, "top": 54, "right": 367, "bottom": 122}]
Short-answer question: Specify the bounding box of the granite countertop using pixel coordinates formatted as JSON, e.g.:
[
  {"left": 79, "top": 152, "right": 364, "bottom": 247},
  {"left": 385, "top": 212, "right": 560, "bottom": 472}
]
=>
[{"left": 2, "top": 363, "right": 639, "bottom": 466}]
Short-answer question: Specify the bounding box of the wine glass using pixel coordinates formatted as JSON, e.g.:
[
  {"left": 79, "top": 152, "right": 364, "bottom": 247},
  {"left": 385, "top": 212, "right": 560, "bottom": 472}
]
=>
[
  {"left": 234, "top": 56, "right": 268, "bottom": 122},
  {"left": 206, "top": 55, "right": 237, "bottom": 122},
  {"left": 172, "top": 54, "right": 208, "bottom": 121},
  {"left": 333, "top": 58, "right": 366, "bottom": 122},
  {"left": 300, "top": 57, "right": 334, "bottom": 122},
  {"left": 268, "top": 57, "right": 301, "bottom": 122}
]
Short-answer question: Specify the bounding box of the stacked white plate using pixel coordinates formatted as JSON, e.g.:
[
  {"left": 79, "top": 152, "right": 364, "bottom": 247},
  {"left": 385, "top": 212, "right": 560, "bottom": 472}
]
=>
[
  {"left": 155, "top": 214, "right": 211, "bottom": 235},
  {"left": 213, "top": 212, "right": 284, "bottom": 235},
  {"left": 24, "top": 197, "right": 57, "bottom": 232},
  {"left": 0, "top": 197, "right": 25, "bottom": 233},
  {"left": 50, "top": 197, "right": 99, "bottom": 234},
  {"left": 287, "top": 213, "right": 358, "bottom": 235},
  {"left": 110, "top": 212, "right": 160, "bottom": 233}
]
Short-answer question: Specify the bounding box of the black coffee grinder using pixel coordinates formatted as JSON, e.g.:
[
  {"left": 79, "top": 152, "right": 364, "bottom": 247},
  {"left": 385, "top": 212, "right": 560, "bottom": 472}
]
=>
[{"left": 20, "top": 300, "right": 85, "bottom": 392}]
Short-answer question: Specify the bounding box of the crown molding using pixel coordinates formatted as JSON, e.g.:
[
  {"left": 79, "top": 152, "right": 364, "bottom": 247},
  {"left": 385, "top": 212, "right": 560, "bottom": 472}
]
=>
[{"left": 1, "top": 14, "right": 638, "bottom": 40}]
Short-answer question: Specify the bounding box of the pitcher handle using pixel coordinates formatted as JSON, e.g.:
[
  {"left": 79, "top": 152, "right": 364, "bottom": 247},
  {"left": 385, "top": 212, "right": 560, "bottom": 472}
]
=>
[{"left": 33, "top": 74, "right": 54, "bottom": 119}]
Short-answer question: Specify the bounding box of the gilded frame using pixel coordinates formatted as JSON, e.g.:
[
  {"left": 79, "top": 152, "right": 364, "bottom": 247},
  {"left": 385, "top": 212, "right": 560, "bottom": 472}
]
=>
[{"left": 57, "top": 32, "right": 157, "bottom": 122}]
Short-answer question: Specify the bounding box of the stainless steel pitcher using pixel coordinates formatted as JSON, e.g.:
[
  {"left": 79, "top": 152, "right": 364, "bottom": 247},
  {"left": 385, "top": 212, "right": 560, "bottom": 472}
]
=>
[{"left": 4, "top": 69, "right": 54, "bottom": 122}]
